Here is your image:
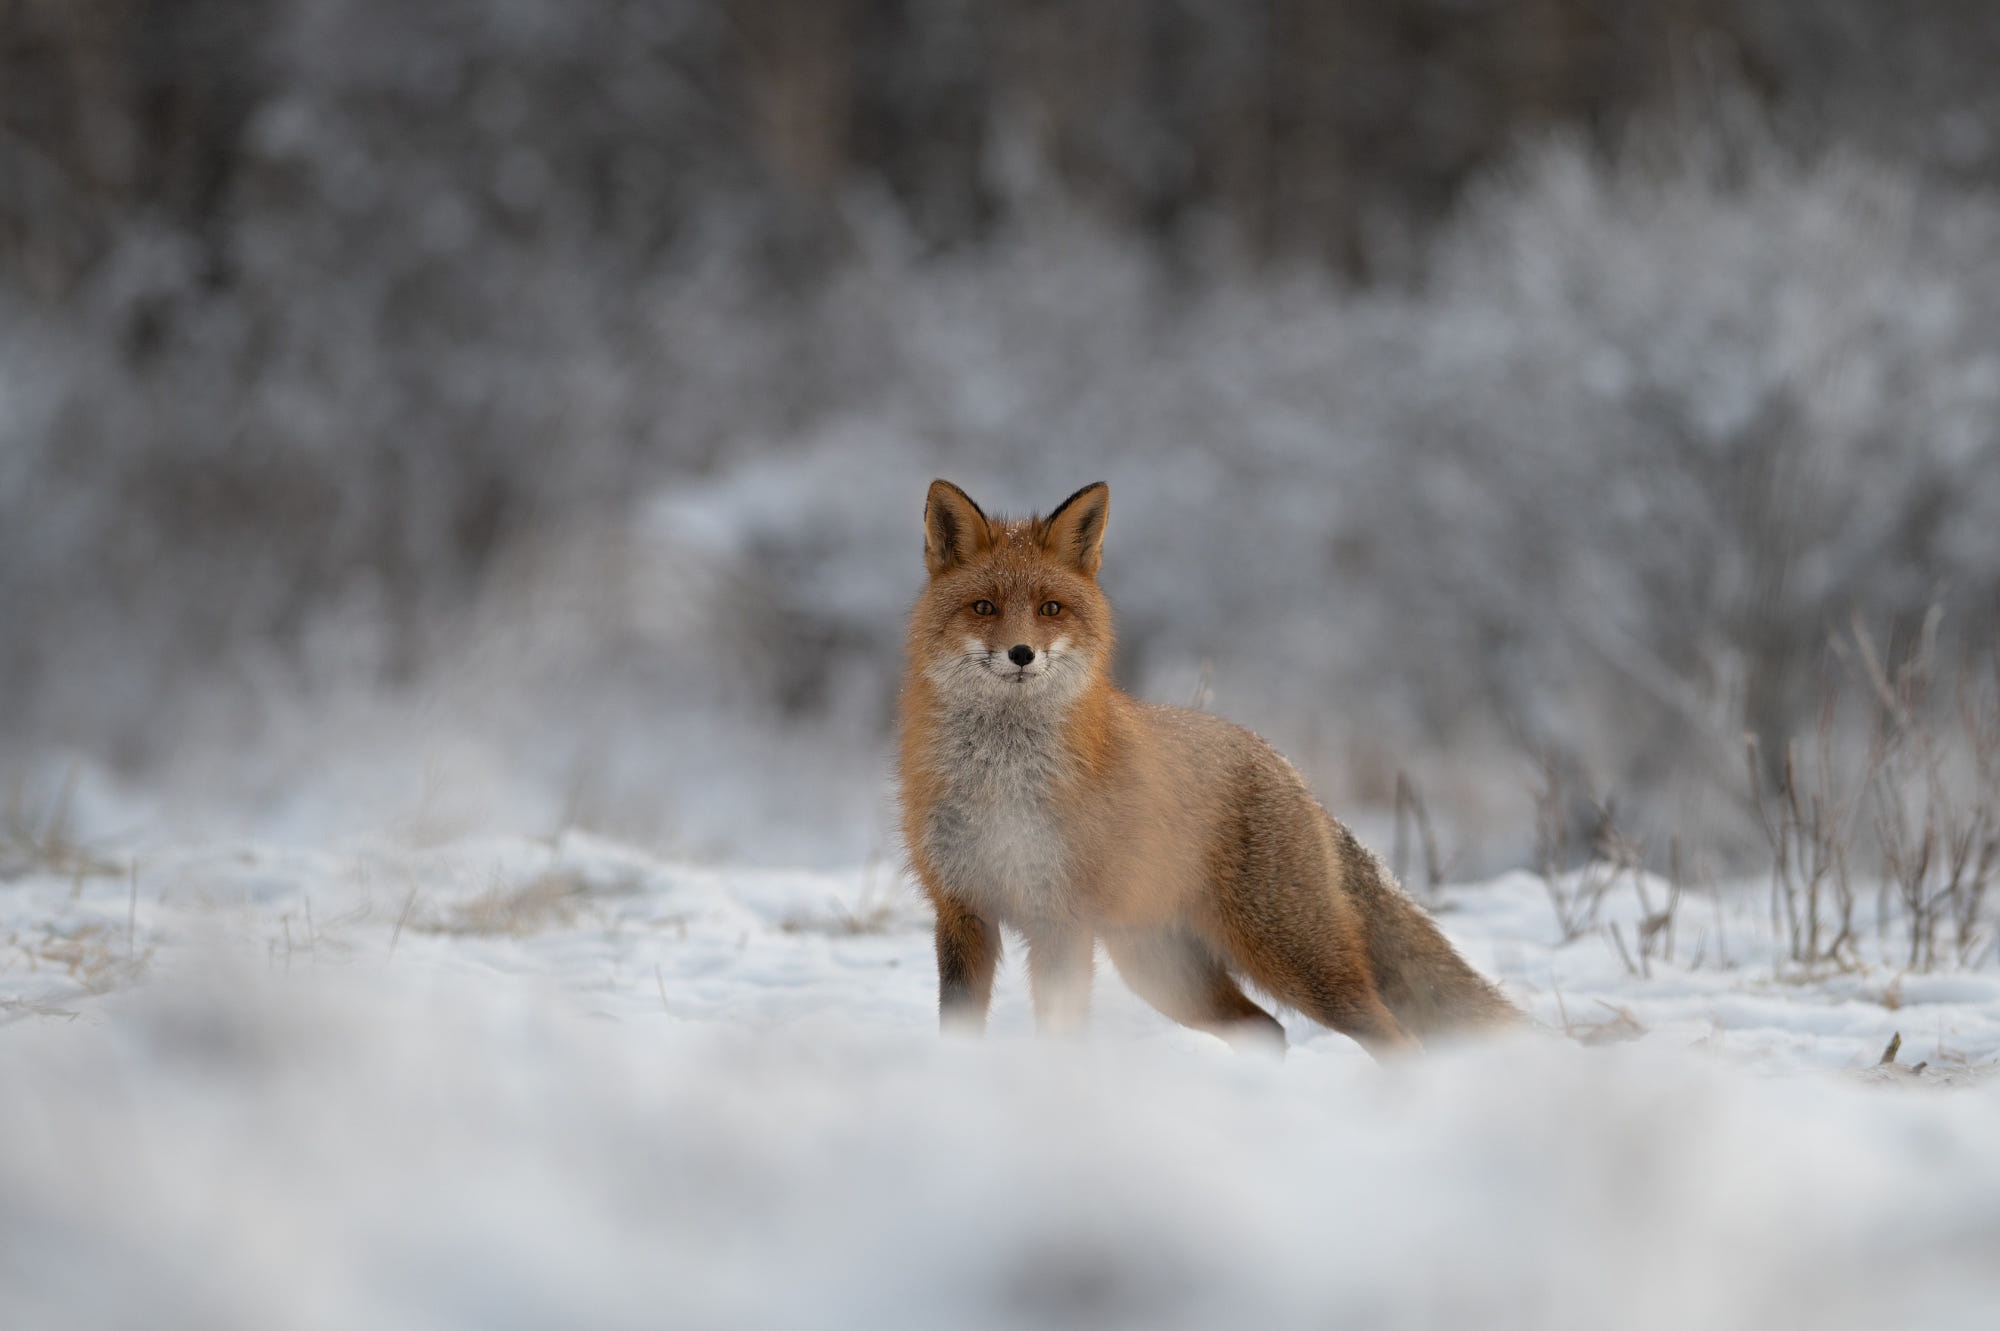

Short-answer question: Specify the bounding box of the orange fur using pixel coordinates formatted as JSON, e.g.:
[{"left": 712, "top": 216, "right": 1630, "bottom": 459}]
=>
[{"left": 899, "top": 480, "right": 1521, "bottom": 1056}]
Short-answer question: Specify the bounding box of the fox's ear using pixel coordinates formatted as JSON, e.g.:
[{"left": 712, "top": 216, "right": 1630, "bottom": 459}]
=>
[
  {"left": 924, "top": 479, "right": 991, "bottom": 576},
  {"left": 1040, "top": 481, "right": 1109, "bottom": 576}
]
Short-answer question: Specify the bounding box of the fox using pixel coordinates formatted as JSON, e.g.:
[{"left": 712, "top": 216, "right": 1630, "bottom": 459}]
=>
[{"left": 898, "top": 479, "right": 1522, "bottom": 1056}]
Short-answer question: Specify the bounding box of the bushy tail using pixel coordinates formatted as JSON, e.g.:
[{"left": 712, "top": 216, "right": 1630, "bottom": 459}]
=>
[{"left": 1337, "top": 833, "right": 1523, "bottom": 1038}]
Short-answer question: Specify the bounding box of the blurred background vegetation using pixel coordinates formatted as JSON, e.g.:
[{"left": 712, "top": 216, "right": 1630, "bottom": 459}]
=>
[{"left": 6, "top": 1, "right": 2000, "bottom": 867}]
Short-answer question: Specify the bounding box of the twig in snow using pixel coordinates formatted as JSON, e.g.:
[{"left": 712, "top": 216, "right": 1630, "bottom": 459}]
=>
[{"left": 389, "top": 885, "right": 419, "bottom": 957}]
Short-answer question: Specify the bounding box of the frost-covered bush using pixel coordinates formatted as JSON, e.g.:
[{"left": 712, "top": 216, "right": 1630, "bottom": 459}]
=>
[
  {"left": 627, "top": 129, "right": 2000, "bottom": 860},
  {"left": 0, "top": 0, "right": 775, "bottom": 752},
  {"left": 1355, "top": 132, "right": 2000, "bottom": 793},
  {"left": 6, "top": 23, "right": 2000, "bottom": 865}
]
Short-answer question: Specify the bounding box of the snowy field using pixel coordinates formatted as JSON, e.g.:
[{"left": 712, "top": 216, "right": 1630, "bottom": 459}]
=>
[{"left": 4, "top": 826, "right": 1999, "bottom": 1331}]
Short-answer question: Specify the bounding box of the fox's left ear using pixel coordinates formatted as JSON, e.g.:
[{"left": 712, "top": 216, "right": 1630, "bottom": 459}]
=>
[
  {"left": 925, "top": 479, "right": 991, "bottom": 576},
  {"left": 1040, "top": 481, "right": 1109, "bottom": 576}
]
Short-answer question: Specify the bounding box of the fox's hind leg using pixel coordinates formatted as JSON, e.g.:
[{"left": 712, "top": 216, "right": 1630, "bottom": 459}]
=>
[
  {"left": 934, "top": 895, "right": 1000, "bottom": 1034},
  {"left": 1226, "top": 918, "right": 1419, "bottom": 1059},
  {"left": 1296, "top": 985, "right": 1419, "bottom": 1058},
  {"left": 1102, "top": 929, "right": 1287, "bottom": 1053}
]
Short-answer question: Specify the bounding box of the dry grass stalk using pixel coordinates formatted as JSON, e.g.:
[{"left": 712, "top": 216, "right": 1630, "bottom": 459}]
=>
[
  {"left": 780, "top": 896, "right": 900, "bottom": 936},
  {"left": 422, "top": 869, "right": 621, "bottom": 937},
  {"left": 782, "top": 857, "right": 907, "bottom": 936},
  {"left": 21, "top": 921, "right": 152, "bottom": 995},
  {"left": 1534, "top": 756, "right": 1653, "bottom": 947},
  {"left": 1, "top": 769, "right": 124, "bottom": 882},
  {"left": 1392, "top": 771, "right": 1443, "bottom": 898},
  {"left": 1742, "top": 698, "right": 1857, "bottom": 974},
  {"left": 0, "top": 996, "right": 82, "bottom": 1024},
  {"left": 1645, "top": 836, "right": 1687, "bottom": 966},
  {"left": 1561, "top": 999, "right": 1648, "bottom": 1046},
  {"left": 1842, "top": 612, "right": 1999, "bottom": 971}
]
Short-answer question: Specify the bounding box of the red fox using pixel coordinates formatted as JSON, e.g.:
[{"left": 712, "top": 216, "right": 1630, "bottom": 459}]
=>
[{"left": 898, "top": 480, "right": 1521, "bottom": 1055}]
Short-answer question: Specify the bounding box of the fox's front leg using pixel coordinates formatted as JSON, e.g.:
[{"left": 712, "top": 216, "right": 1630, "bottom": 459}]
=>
[
  {"left": 1025, "top": 924, "right": 1094, "bottom": 1034},
  {"left": 934, "top": 895, "right": 1000, "bottom": 1034}
]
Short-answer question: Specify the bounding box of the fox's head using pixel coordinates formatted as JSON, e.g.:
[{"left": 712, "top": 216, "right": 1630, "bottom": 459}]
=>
[{"left": 908, "top": 480, "right": 1113, "bottom": 702}]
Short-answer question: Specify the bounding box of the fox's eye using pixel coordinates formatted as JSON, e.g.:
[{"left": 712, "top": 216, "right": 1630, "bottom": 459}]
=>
[
  {"left": 1039, "top": 601, "right": 1062, "bottom": 617},
  {"left": 971, "top": 599, "right": 997, "bottom": 616}
]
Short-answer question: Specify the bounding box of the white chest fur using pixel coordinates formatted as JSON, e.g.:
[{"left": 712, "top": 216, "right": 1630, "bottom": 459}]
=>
[{"left": 918, "top": 698, "right": 1071, "bottom": 921}]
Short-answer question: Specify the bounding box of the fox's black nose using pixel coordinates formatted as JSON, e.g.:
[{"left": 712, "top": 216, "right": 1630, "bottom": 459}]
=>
[{"left": 1008, "top": 644, "right": 1035, "bottom": 667}]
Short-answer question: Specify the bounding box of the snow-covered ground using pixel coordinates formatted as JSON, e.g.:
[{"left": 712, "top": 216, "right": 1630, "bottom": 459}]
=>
[{"left": 3, "top": 828, "right": 1998, "bottom": 1330}]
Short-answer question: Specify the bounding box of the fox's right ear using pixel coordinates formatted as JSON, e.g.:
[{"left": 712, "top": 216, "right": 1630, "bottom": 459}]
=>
[{"left": 924, "top": 479, "right": 991, "bottom": 576}]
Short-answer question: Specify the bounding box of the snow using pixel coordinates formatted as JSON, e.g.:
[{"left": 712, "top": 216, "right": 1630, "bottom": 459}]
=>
[{"left": 3, "top": 830, "right": 1998, "bottom": 1329}]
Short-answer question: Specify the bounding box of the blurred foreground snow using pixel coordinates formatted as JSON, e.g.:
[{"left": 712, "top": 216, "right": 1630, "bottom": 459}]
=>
[{"left": 3, "top": 832, "right": 1997, "bottom": 1330}]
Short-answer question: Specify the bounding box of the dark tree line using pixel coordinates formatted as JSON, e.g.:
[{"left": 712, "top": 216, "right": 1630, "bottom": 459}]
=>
[{"left": 12, "top": 0, "right": 2000, "bottom": 299}]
